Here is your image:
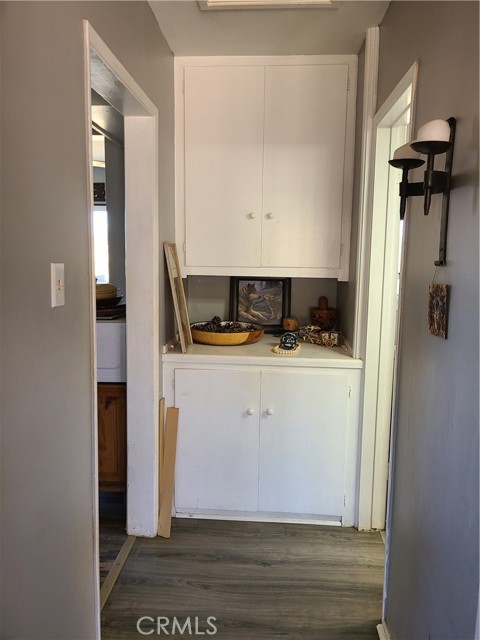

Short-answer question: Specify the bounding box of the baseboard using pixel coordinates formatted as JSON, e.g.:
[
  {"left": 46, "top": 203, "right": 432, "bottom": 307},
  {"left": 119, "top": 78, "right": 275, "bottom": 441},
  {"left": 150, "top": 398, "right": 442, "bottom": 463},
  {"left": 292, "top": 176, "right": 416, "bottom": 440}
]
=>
[
  {"left": 377, "top": 620, "right": 392, "bottom": 640},
  {"left": 175, "top": 510, "right": 342, "bottom": 526}
]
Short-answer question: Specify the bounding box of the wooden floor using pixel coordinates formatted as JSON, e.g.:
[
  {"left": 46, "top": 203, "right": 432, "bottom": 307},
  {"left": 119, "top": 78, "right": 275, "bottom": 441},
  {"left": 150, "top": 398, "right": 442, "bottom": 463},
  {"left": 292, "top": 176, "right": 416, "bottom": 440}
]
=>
[
  {"left": 99, "top": 493, "right": 128, "bottom": 587},
  {"left": 101, "top": 518, "right": 384, "bottom": 639}
]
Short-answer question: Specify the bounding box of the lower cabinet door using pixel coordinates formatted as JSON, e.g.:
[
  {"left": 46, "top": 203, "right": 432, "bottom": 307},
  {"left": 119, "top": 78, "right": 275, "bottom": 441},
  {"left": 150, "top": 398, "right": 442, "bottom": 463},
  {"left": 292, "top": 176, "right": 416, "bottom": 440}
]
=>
[
  {"left": 174, "top": 368, "right": 261, "bottom": 513},
  {"left": 258, "top": 370, "right": 349, "bottom": 517},
  {"left": 98, "top": 383, "right": 127, "bottom": 492}
]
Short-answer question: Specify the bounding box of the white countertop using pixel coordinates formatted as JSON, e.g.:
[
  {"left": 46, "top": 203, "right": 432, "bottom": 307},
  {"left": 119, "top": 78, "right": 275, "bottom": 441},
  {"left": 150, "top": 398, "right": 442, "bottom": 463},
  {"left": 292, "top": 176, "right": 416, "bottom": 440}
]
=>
[
  {"left": 162, "top": 335, "right": 363, "bottom": 370},
  {"left": 96, "top": 317, "right": 126, "bottom": 323}
]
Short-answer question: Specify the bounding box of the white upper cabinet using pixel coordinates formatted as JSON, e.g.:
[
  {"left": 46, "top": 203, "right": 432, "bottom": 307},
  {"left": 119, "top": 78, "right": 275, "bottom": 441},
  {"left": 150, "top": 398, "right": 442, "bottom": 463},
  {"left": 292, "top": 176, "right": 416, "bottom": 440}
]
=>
[
  {"left": 262, "top": 65, "right": 348, "bottom": 270},
  {"left": 175, "top": 56, "right": 357, "bottom": 280},
  {"left": 183, "top": 65, "right": 264, "bottom": 269}
]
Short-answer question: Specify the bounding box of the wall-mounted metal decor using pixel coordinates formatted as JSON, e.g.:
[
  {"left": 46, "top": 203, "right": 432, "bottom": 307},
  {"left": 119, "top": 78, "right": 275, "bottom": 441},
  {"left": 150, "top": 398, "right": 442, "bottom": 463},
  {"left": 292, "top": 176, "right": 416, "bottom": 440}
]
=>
[{"left": 389, "top": 117, "right": 456, "bottom": 266}]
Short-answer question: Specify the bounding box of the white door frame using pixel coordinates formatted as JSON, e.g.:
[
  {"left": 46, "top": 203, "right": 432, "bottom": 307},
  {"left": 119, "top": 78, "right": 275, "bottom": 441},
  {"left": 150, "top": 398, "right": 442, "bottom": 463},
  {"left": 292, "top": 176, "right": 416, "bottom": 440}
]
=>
[
  {"left": 84, "top": 21, "right": 160, "bottom": 634},
  {"left": 355, "top": 61, "right": 419, "bottom": 531}
]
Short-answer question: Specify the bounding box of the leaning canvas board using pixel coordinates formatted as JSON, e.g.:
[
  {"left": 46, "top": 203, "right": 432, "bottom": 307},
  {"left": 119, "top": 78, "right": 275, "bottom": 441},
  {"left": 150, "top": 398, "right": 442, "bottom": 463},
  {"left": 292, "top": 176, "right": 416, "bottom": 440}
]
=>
[
  {"left": 158, "top": 406, "right": 179, "bottom": 539},
  {"left": 164, "top": 242, "right": 193, "bottom": 353}
]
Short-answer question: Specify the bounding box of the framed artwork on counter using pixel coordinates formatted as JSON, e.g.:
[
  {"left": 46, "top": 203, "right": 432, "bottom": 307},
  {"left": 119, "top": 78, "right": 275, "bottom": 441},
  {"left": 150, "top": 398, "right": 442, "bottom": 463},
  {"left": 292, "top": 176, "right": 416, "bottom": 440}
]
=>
[{"left": 229, "top": 277, "right": 291, "bottom": 332}]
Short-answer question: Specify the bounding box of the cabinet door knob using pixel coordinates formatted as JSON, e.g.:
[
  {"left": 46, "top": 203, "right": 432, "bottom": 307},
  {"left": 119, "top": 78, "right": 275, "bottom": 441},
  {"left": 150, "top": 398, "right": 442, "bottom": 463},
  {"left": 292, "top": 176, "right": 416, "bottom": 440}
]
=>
[
  {"left": 246, "top": 408, "right": 255, "bottom": 415},
  {"left": 266, "top": 212, "right": 275, "bottom": 219},
  {"left": 247, "top": 212, "right": 256, "bottom": 220},
  {"left": 266, "top": 408, "right": 274, "bottom": 416}
]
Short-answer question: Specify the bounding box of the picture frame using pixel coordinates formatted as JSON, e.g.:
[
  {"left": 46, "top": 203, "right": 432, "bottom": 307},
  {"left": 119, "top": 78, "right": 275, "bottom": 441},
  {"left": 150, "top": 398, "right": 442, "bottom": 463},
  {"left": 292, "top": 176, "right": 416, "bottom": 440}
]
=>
[
  {"left": 229, "top": 277, "right": 291, "bottom": 332},
  {"left": 164, "top": 242, "right": 193, "bottom": 353},
  {"left": 93, "top": 182, "right": 106, "bottom": 204},
  {"left": 428, "top": 282, "right": 450, "bottom": 339}
]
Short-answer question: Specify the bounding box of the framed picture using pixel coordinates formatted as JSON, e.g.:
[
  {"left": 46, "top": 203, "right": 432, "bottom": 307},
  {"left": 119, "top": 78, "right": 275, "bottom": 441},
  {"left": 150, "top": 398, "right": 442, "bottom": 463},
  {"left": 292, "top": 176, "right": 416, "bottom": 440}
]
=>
[
  {"left": 93, "top": 182, "right": 106, "bottom": 204},
  {"left": 229, "top": 277, "right": 291, "bottom": 332},
  {"left": 164, "top": 242, "right": 193, "bottom": 353},
  {"left": 428, "top": 282, "right": 450, "bottom": 339}
]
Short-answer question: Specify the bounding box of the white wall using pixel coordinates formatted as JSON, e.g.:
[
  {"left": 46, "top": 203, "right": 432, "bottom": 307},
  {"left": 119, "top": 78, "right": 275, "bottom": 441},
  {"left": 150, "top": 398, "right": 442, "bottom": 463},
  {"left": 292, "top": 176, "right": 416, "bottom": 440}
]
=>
[
  {"left": 376, "top": 2, "right": 479, "bottom": 638},
  {"left": 0, "top": 2, "right": 174, "bottom": 637}
]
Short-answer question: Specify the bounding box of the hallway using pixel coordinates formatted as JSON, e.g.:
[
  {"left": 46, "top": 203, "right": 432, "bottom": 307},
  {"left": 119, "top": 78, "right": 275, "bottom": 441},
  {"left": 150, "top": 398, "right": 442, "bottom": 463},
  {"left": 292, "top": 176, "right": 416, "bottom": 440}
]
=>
[{"left": 101, "top": 518, "right": 384, "bottom": 639}]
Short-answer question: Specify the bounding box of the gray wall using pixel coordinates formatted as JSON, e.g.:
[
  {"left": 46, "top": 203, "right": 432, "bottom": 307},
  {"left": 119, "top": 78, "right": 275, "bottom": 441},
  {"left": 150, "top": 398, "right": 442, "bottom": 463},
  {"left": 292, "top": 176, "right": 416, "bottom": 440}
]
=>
[
  {"left": 187, "top": 276, "right": 338, "bottom": 327},
  {"left": 377, "top": 3, "right": 479, "bottom": 638},
  {"left": 93, "top": 165, "right": 105, "bottom": 182},
  {"left": 105, "top": 138, "right": 126, "bottom": 295},
  {"left": 0, "top": 2, "right": 174, "bottom": 638},
  {"left": 337, "top": 39, "right": 365, "bottom": 345}
]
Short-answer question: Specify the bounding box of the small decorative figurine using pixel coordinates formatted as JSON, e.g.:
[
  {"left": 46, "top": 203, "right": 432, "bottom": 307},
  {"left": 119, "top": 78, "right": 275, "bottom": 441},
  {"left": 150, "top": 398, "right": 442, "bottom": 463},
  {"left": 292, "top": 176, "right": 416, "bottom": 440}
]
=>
[
  {"left": 310, "top": 296, "right": 337, "bottom": 331},
  {"left": 282, "top": 316, "right": 299, "bottom": 332},
  {"left": 298, "top": 325, "right": 343, "bottom": 349},
  {"left": 280, "top": 332, "right": 297, "bottom": 350},
  {"left": 320, "top": 331, "right": 341, "bottom": 347},
  {"left": 272, "top": 331, "right": 301, "bottom": 355}
]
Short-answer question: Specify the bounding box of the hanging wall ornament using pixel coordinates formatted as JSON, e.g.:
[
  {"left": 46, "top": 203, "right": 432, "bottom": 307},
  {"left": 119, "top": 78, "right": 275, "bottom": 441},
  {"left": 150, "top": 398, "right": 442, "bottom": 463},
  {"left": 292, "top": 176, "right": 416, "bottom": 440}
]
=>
[{"left": 428, "top": 267, "right": 450, "bottom": 339}]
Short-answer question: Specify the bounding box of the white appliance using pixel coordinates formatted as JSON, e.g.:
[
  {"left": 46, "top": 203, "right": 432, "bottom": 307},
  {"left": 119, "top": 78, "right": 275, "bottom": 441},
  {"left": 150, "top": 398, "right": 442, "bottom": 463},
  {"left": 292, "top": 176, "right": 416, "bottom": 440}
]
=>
[{"left": 96, "top": 320, "right": 126, "bottom": 382}]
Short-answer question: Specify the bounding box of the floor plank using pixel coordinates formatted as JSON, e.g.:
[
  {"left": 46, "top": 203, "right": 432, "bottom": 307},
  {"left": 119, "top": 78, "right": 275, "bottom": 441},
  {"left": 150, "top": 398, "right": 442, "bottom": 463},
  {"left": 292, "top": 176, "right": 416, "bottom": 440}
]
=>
[
  {"left": 101, "top": 535, "right": 136, "bottom": 611},
  {"left": 99, "top": 493, "right": 128, "bottom": 587},
  {"left": 101, "top": 518, "right": 384, "bottom": 639}
]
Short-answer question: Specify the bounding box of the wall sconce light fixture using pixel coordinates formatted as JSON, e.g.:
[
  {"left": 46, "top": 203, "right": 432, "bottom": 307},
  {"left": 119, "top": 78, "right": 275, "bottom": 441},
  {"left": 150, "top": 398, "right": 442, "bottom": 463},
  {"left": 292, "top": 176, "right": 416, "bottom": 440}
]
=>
[
  {"left": 389, "top": 117, "right": 456, "bottom": 265},
  {"left": 388, "top": 143, "right": 425, "bottom": 220}
]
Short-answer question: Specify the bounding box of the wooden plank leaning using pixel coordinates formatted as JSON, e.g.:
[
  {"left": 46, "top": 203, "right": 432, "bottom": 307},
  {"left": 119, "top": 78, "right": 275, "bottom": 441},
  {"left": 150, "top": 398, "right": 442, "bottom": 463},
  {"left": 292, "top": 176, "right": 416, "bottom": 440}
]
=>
[{"left": 158, "top": 406, "right": 179, "bottom": 538}]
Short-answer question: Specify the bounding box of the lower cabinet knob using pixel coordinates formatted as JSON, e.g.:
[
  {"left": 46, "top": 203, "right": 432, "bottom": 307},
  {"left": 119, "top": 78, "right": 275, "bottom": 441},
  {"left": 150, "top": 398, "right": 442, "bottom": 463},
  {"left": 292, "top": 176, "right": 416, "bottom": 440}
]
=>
[
  {"left": 266, "top": 212, "right": 275, "bottom": 219},
  {"left": 266, "top": 408, "right": 274, "bottom": 415},
  {"left": 247, "top": 212, "right": 256, "bottom": 220},
  {"left": 246, "top": 408, "right": 255, "bottom": 415}
]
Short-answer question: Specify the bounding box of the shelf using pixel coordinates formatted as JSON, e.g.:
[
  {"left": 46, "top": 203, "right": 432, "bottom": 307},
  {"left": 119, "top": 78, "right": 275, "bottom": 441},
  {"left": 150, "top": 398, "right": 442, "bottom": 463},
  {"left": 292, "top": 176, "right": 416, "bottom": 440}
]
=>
[{"left": 162, "top": 335, "right": 362, "bottom": 370}]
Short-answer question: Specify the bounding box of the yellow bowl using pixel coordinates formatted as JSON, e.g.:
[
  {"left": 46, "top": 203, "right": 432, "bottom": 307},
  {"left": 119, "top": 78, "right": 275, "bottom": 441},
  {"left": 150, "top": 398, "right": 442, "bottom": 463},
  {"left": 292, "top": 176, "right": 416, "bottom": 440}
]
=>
[
  {"left": 191, "top": 322, "right": 264, "bottom": 346},
  {"left": 96, "top": 283, "right": 118, "bottom": 299}
]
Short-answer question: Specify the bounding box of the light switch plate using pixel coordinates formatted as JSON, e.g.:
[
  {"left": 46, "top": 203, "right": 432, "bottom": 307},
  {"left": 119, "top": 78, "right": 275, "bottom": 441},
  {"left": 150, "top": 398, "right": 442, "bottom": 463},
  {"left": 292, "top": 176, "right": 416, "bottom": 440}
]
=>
[{"left": 51, "top": 263, "right": 65, "bottom": 307}]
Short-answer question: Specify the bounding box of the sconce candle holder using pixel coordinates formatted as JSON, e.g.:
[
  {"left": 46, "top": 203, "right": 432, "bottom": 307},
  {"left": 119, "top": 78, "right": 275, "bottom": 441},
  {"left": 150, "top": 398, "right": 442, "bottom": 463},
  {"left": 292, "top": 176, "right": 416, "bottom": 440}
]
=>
[
  {"left": 389, "top": 117, "right": 456, "bottom": 265},
  {"left": 388, "top": 145, "right": 425, "bottom": 220}
]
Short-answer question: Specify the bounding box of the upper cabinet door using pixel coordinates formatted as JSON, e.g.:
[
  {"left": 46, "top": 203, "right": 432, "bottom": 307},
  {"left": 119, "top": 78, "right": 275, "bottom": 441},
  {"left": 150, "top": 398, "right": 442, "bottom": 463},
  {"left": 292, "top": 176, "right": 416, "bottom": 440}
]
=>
[
  {"left": 176, "top": 56, "right": 356, "bottom": 279},
  {"left": 262, "top": 65, "right": 349, "bottom": 270},
  {"left": 183, "top": 66, "right": 264, "bottom": 268}
]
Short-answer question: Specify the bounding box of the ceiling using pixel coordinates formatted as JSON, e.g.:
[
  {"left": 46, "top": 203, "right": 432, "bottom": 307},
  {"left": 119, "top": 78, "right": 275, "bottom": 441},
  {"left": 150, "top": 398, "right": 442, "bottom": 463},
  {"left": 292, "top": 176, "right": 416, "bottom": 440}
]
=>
[
  {"left": 148, "top": 0, "right": 390, "bottom": 56},
  {"left": 91, "top": 89, "right": 124, "bottom": 148}
]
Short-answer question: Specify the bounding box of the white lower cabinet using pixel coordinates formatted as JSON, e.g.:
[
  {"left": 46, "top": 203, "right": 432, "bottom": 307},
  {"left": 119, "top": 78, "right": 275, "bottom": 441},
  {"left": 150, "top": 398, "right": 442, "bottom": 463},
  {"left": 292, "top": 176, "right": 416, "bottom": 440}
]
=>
[
  {"left": 174, "top": 368, "right": 260, "bottom": 513},
  {"left": 170, "top": 364, "right": 360, "bottom": 525},
  {"left": 258, "top": 370, "right": 349, "bottom": 517}
]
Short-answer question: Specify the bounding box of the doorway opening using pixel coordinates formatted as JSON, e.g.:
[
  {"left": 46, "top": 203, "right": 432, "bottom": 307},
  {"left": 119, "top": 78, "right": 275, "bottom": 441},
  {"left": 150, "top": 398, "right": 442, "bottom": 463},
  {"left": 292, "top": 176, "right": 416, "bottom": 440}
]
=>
[
  {"left": 354, "top": 62, "right": 419, "bottom": 634},
  {"left": 369, "top": 81, "right": 416, "bottom": 530},
  {"left": 90, "top": 109, "right": 130, "bottom": 594},
  {"left": 84, "top": 20, "right": 160, "bottom": 634},
  {"left": 356, "top": 62, "right": 419, "bottom": 534}
]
